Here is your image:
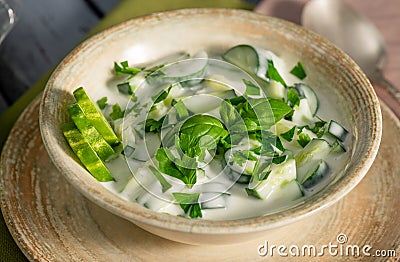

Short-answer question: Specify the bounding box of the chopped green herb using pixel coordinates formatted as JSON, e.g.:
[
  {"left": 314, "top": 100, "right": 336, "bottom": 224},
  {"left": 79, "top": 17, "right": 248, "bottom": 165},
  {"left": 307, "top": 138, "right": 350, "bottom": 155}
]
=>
[
  {"left": 148, "top": 166, "right": 172, "bottom": 193},
  {"left": 109, "top": 103, "right": 125, "bottom": 120},
  {"left": 306, "top": 121, "right": 327, "bottom": 138},
  {"left": 243, "top": 79, "right": 260, "bottom": 96},
  {"left": 231, "top": 150, "right": 258, "bottom": 167},
  {"left": 275, "top": 137, "right": 285, "bottom": 152},
  {"left": 297, "top": 133, "right": 311, "bottom": 147},
  {"left": 173, "top": 192, "right": 202, "bottom": 218},
  {"left": 117, "top": 82, "right": 132, "bottom": 95},
  {"left": 287, "top": 88, "right": 300, "bottom": 107},
  {"left": 180, "top": 115, "right": 229, "bottom": 146},
  {"left": 96, "top": 97, "right": 108, "bottom": 110},
  {"left": 280, "top": 126, "right": 296, "bottom": 142},
  {"left": 114, "top": 61, "right": 141, "bottom": 77},
  {"left": 156, "top": 148, "right": 197, "bottom": 188},
  {"left": 145, "top": 118, "right": 164, "bottom": 133},
  {"left": 290, "top": 62, "right": 307, "bottom": 80},
  {"left": 272, "top": 155, "right": 287, "bottom": 164},
  {"left": 266, "top": 60, "right": 286, "bottom": 87}
]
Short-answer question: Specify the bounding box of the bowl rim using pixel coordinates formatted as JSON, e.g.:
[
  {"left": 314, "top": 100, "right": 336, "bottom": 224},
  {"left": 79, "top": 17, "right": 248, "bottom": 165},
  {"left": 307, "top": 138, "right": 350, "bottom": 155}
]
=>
[{"left": 39, "top": 8, "right": 382, "bottom": 235}]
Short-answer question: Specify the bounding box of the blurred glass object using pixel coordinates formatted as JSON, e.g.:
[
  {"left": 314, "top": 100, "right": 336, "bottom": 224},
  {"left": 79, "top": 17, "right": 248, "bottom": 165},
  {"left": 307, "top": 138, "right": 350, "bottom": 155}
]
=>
[{"left": 0, "top": 0, "right": 18, "bottom": 44}]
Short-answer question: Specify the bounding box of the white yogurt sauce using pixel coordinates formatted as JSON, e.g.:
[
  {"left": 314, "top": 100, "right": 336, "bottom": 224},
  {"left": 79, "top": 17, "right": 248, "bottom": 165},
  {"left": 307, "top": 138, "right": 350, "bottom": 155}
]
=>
[{"left": 100, "top": 47, "right": 352, "bottom": 220}]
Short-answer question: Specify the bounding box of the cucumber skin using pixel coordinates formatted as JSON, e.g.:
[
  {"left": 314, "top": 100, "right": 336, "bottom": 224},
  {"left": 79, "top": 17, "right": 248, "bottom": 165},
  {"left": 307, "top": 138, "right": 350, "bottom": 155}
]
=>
[
  {"left": 61, "top": 123, "right": 114, "bottom": 182},
  {"left": 222, "top": 44, "right": 259, "bottom": 75},
  {"left": 73, "top": 87, "right": 120, "bottom": 146},
  {"left": 68, "top": 103, "right": 115, "bottom": 162}
]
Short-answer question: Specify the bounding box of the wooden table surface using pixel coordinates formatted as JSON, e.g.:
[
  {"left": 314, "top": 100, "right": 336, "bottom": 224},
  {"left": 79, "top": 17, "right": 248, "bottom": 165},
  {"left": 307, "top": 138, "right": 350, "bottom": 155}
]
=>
[{"left": 0, "top": 0, "right": 399, "bottom": 116}]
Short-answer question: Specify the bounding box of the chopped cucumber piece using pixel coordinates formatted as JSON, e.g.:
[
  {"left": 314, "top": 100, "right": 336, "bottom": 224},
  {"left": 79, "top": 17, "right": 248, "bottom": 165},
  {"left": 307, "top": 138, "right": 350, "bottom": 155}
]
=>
[
  {"left": 73, "top": 87, "right": 120, "bottom": 146},
  {"left": 223, "top": 44, "right": 259, "bottom": 75},
  {"left": 265, "top": 80, "right": 286, "bottom": 99},
  {"left": 67, "top": 103, "right": 115, "bottom": 162},
  {"left": 295, "top": 138, "right": 331, "bottom": 183},
  {"left": 294, "top": 83, "right": 319, "bottom": 116},
  {"left": 292, "top": 99, "right": 314, "bottom": 126},
  {"left": 147, "top": 51, "right": 208, "bottom": 87},
  {"left": 330, "top": 140, "right": 347, "bottom": 154},
  {"left": 61, "top": 122, "right": 114, "bottom": 182},
  {"left": 327, "top": 120, "right": 349, "bottom": 142},
  {"left": 301, "top": 160, "right": 329, "bottom": 187},
  {"left": 246, "top": 158, "right": 297, "bottom": 200},
  {"left": 182, "top": 94, "right": 221, "bottom": 114},
  {"left": 199, "top": 192, "right": 227, "bottom": 209}
]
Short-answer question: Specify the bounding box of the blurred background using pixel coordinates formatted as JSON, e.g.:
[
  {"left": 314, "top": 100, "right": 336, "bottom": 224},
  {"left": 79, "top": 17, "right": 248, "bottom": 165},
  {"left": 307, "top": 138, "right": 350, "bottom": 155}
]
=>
[{"left": 0, "top": 0, "right": 398, "bottom": 115}]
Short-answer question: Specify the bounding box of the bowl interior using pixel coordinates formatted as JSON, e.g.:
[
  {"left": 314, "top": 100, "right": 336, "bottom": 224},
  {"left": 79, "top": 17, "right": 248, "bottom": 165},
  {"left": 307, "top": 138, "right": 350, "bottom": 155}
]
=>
[{"left": 39, "top": 9, "right": 381, "bottom": 235}]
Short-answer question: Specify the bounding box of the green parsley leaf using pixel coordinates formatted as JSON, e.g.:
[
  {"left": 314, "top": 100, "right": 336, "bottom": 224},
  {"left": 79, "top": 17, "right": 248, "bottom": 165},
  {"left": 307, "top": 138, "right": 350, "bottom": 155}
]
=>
[
  {"left": 266, "top": 60, "right": 287, "bottom": 87},
  {"left": 109, "top": 103, "right": 125, "bottom": 120},
  {"left": 148, "top": 166, "right": 172, "bottom": 193},
  {"left": 280, "top": 126, "right": 296, "bottom": 142},
  {"left": 96, "top": 97, "right": 108, "bottom": 110},
  {"left": 297, "top": 133, "right": 311, "bottom": 147},
  {"left": 290, "top": 62, "right": 307, "bottom": 80},
  {"left": 173, "top": 192, "right": 202, "bottom": 218},
  {"left": 243, "top": 79, "right": 260, "bottom": 96},
  {"left": 145, "top": 117, "right": 164, "bottom": 133},
  {"left": 155, "top": 148, "right": 197, "bottom": 187}
]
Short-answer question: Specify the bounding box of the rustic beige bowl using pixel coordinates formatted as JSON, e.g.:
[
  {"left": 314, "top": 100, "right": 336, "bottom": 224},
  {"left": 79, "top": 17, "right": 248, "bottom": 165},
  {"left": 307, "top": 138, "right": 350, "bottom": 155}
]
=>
[{"left": 39, "top": 8, "right": 382, "bottom": 245}]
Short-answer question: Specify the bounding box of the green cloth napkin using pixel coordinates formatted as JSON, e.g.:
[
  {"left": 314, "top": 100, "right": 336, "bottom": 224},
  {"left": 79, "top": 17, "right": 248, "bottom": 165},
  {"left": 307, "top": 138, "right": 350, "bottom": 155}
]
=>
[{"left": 0, "top": 0, "right": 253, "bottom": 260}]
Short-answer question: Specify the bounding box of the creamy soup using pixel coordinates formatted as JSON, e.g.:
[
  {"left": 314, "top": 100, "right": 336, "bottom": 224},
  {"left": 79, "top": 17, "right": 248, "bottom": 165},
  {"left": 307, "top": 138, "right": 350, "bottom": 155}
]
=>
[{"left": 63, "top": 45, "right": 351, "bottom": 220}]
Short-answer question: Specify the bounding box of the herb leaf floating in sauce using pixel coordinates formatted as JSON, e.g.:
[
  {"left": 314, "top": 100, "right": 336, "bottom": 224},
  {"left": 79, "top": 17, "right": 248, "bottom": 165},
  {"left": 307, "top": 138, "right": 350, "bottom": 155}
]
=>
[
  {"left": 62, "top": 45, "right": 351, "bottom": 220},
  {"left": 290, "top": 62, "right": 307, "bottom": 80}
]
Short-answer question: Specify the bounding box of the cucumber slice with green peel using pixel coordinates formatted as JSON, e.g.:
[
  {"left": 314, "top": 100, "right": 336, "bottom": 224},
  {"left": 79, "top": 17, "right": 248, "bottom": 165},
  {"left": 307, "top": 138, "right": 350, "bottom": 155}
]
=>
[
  {"left": 223, "top": 45, "right": 259, "bottom": 75},
  {"left": 199, "top": 192, "right": 227, "bottom": 209},
  {"left": 246, "top": 158, "right": 297, "bottom": 200},
  {"left": 295, "top": 138, "right": 331, "bottom": 165},
  {"left": 295, "top": 138, "right": 331, "bottom": 182},
  {"left": 73, "top": 87, "right": 120, "bottom": 146},
  {"left": 266, "top": 180, "right": 303, "bottom": 203},
  {"left": 67, "top": 103, "right": 115, "bottom": 162},
  {"left": 61, "top": 122, "right": 114, "bottom": 182},
  {"left": 330, "top": 139, "right": 347, "bottom": 154},
  {"left": 292, "top": 99, "right": 314, "bottom": 126},
  {"left": 301, "top": 160, "right": 329, "bottom": 187},
  {"left": 265, "top": 80, "right": 286, "bottom": 99},
  {"left": 327, "top": 120, "right": 349, "bottom": 142},
  {"left": 147, "top": 51, "right": 208, "bottom": 87},
  {"left": 294, "top": 83, "right": 319, "bottom": 116}
]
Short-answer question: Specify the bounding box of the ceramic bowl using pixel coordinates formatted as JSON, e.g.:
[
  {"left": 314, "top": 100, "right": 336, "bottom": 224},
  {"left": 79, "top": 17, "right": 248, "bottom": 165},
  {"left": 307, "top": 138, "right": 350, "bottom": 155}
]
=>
[{"left": 39, "top": 8, "right": 382, "bottom": 245}]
